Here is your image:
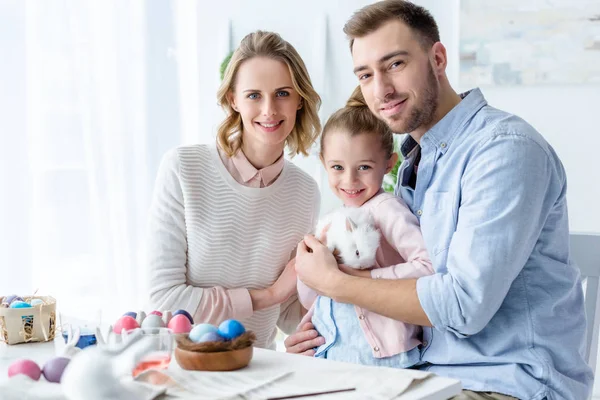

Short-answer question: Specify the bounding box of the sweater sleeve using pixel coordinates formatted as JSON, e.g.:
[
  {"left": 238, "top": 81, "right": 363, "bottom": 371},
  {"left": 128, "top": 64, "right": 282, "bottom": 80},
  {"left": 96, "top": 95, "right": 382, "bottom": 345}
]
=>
[
  {"left": 146, "top": 149, "right": 253, "bottom": 323},
  {"left": 296, "top": 185, "right": 321, "bottom": 310},
  {"left": 370, "top": 196, "right": 434, "bottom": 280},
  {"left": 276, "top": 294, "right": 306, "bottom": 334}
]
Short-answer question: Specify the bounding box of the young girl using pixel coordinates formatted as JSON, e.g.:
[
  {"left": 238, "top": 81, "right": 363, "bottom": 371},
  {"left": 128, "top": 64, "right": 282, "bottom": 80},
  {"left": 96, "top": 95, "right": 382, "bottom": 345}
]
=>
[{"left": 297, "top": 87, "right": 433, "bottom": 367}]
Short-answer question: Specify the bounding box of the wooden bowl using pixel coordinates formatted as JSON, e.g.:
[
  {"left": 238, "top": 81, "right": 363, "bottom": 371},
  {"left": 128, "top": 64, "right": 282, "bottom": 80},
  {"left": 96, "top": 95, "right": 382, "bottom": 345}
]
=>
[{"left": 174, "top": 345, "right": 253, "bottom": 371}]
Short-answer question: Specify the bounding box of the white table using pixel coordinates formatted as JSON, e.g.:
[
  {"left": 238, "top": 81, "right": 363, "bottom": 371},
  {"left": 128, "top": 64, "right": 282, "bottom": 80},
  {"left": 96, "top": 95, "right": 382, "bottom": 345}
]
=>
[{"left": 0, "top": 338, "right": 461, "bottom": 399}]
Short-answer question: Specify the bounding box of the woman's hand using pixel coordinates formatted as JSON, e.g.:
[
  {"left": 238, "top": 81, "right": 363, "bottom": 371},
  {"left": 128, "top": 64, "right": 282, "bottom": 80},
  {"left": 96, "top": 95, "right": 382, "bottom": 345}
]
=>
[
  {"left": 284, "top": 322, "right": 325, "bottom": 356},
  {"left": 269, "top": 258, "right": 298, "bottom": 304},
  {"left": 250, "top": 258, "right": 297, "bottom": 311}
]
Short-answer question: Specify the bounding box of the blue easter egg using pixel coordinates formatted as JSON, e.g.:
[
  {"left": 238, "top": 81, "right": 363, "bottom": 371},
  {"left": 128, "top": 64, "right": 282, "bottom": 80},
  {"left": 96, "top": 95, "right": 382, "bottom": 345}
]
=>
[
  {"left": 30, "top": 299, "right": 44, "bottom": 307},
  {"left": 61, "top": 328, "right": 97, "bottom": 349},
  {"left": 173, "top": 309, "right": 194, "bottom": 324},
  {"left": 198, "top": 331, "right": 225, "bottom": 343},
  {"left": 10, "top": 301, "right": 32, "bottom": 309},
  {"left": 189, "top": 323, "right": 218, "bottom": 343},
  {"left": 123, "top": 311, "right": 137, "bottom": 319},
  {"left": 217, "top": 319, "right": 245, "bottom": 340}
]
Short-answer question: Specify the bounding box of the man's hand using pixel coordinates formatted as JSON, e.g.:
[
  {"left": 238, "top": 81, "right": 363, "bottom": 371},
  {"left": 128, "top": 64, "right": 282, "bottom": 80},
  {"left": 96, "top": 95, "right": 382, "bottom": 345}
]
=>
[
  {"left": 295, "top": 235, "right": 343, "bottom": 296},
  {"left": 284, "top": 322, "right": 325, "bottom": 356}
]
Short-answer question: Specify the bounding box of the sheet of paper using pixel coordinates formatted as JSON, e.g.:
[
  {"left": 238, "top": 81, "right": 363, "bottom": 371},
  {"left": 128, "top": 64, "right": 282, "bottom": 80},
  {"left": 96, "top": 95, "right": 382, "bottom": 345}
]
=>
[{"left": 151, "top": 363, "right": 431, "bottom": 400}]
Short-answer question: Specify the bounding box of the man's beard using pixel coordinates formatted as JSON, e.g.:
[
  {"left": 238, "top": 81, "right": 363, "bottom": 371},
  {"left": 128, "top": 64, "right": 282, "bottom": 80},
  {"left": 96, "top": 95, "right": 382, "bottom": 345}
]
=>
[{"left": 387, "top": 64, "right": 439, "bottom": 134}]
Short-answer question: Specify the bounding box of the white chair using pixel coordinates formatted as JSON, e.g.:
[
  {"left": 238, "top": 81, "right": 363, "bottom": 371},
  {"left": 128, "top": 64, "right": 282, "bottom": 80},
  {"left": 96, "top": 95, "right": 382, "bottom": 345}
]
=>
[{"left": 570, "top": 232, "right": 600, "bottom": 375}]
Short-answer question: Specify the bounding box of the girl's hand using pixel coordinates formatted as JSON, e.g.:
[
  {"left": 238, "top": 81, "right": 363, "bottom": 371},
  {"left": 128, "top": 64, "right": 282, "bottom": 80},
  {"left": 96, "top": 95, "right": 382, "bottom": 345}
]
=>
[
  {"left": 284, "top": 322, "right": 325, "bottom": 356},
  {"left": 338, "top": 264, "right": 372, "bottom": 278}
]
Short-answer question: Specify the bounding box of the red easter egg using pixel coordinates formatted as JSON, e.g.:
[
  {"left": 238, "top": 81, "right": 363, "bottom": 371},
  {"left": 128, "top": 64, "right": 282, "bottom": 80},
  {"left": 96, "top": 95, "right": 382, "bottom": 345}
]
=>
[
  {"left": 167, "top": 314, "right": 192, "bottom": 334},
  {"left": 8, "top": 359, "right": 41, "bottom": 380},
  {"left": 149, "top": 310, "right": 163, "bottom": 317},
  {"left": 113, "top": 315, "right": 140, "bottom": 333}
]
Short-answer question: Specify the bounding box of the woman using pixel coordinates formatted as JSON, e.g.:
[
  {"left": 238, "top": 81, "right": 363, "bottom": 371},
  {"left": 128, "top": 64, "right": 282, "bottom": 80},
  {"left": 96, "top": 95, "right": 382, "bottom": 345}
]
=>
[{"left": 147, "top": 31, "right": 322, "bottom": 348}]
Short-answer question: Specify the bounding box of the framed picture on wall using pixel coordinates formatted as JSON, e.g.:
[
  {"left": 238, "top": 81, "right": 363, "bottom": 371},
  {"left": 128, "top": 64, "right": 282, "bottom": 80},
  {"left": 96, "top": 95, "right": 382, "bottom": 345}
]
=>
[{"left": 459, "top": 0, "right": 600, "bottom": 86}]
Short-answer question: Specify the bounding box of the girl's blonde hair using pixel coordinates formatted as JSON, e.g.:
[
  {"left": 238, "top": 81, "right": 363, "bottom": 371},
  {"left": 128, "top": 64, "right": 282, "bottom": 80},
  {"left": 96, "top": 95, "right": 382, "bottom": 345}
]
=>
[
  {"left": 320, "top": 86, "right": 394, "bottom": 159},
  {"left": 216, "top": 31, "right": 321, "bottom": 157}
]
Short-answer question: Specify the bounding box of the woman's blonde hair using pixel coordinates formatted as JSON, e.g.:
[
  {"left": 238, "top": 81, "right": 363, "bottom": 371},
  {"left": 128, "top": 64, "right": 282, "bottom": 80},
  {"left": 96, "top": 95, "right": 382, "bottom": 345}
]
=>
[
  {"left": 216, "top": 31, "right": 321, "bottom": 157},
  {"left": 320, "top": 86, "right": 394, "bottom": 159}
]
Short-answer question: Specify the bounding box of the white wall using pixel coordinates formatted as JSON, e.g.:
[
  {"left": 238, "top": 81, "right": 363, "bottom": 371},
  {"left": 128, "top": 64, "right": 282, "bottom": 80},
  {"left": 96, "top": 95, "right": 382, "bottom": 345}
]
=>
[{"left": 422, "top": 0, "right": 600, "bottom": 235}]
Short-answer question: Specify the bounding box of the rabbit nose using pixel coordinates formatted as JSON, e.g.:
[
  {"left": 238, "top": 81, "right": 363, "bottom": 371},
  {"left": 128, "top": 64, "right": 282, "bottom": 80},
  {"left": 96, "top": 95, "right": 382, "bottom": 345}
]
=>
[{"left": 356, "top": 250, "right": 360, "bottom": 257}]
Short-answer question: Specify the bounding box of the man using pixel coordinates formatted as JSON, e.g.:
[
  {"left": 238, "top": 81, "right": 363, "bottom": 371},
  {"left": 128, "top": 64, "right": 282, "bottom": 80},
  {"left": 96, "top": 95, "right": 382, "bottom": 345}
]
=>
[{"left": 286, "top": 1, "right": 593, "bottom": 399}]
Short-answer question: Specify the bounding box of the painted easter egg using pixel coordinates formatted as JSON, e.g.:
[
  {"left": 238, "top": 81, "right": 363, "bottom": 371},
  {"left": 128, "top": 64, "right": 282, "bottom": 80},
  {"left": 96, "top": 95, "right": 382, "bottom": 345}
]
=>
[
  {"left": 167, "top": 314, "right": 192, "bottom": 334},
  {"left": 30, "top": 298, "right": 44, "bottom": 307},
  {"left": 123, "top": 311, "right": 137, "bottom": 319},
  {"left": 42, "top": 357, "right": 70, "bottom": 383},
  {"left": 8, "top": 359, "right": 41, "bottom": 380},
  {"left": 113, "top": 315, "right": 140, "bottom": 334},
  {"left": 10, "top": 301, "right": 31, "bottom": 309},
  {"left": 198, "top": 331, "right": 225, "bottom": 343},
  {"left": 172, "top": 309, "right": 193, "bottom": 324},
  {"left": 217, "top": 319, "right": 245, "bottom": 340},
  {"left": 5, "top": 295, "right": 23, "bottom": 305},
  {"left": 141, "top": 314, "right": 165, "bottom": 329},
  {"left": 189, "top": 323, "right": 218, "bottom": 343},
  {"left": 149, "top": 310, "right": 163, "bottom": 317}
]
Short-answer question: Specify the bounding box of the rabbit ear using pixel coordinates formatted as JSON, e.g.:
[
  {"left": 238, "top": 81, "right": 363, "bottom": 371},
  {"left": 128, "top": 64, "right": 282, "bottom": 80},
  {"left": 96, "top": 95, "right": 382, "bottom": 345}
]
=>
[{"left": 345, "top": 217, "right": 357, "bottom": 232}]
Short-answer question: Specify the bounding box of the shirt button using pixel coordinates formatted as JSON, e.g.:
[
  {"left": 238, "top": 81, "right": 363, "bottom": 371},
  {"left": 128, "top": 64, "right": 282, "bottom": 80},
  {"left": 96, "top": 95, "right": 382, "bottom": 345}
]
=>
[
  {"left": 422, "top": 341, "right": 428, "bottom": 347},
  {"left": 417, "top": 209, "right": 423, "bottom": 216},
  {"left": 440, "top": 142, "right": 447, "bottom": 148},
  {"left": 358, "top": 314, "right": 365, "bottom": 320},
  {"left": 374, "top": 346, "right": 380, "bottom": 352}
]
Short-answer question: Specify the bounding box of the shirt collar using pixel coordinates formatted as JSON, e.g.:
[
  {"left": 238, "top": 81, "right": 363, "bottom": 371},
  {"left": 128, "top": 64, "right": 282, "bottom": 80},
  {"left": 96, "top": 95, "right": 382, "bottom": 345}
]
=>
[
  {"left": 400, "top": 88, "right": 487, "bottom": 157},
  {"left": 231, "top": 148, "right": 285, "bottom": 186}
]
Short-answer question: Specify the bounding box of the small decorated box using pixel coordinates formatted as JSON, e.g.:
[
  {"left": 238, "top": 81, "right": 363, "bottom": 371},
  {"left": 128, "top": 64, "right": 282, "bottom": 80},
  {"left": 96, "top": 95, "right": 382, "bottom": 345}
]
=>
[{"left": 0, "top": 295, "right": 57, "bottom": 345}]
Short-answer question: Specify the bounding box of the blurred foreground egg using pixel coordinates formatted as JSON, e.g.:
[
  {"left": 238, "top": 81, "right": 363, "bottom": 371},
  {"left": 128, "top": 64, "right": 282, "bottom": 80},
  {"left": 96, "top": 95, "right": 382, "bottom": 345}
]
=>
[
  {"left": 141, "top": 314, "right": 165, "bottom": 329},
  {"left": 113, "top": 315, "right": 140, "bottom": 333},
  {"left": 30, "top": 298, "right": 44, "bottom": 307},
  {"left": 172, "top": 309, "right": 193, "bottom": 324},
  {"left": 42, "top": 357, "right": 70, "bottom": 383},
  {"left": 8, "top": 359, "right": 41, "bottom": 381},
  {"left": 217, "top": 319, "right": 245, "bottom": 340},
  {"left": 149, "top": 310, "right": 163, "bottom": 317},
  {"left": 123, "top": 311, "right": 137, "bottom": 319},
  {"left": 189, "top": 323, "right": 218, "bottom": 343},
  {"left": 167, "top": 314, "right": 192, "bottom": 334}
]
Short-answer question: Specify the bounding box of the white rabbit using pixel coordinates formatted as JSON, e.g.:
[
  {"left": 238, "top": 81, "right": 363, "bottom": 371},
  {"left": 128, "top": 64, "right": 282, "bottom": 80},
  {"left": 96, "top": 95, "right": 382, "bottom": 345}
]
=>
[
  {"left": 316, "top": 207, "right": 380, "bottom": 269},
  {"left": 62, "top": 329, "right": 165, "bottom": 400}
]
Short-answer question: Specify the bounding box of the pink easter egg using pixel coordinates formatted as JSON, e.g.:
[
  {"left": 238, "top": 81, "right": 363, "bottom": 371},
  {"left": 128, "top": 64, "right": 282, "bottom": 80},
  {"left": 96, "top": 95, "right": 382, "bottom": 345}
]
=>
[
  {"left": 113, "top": 315, "right": 140, "bottom": 333},
  {"left": 8, "top": 359, "right": 41, "bottom": 381},
  {"left": 149, "top": 310, "right": 163, "bottom": 317},
  {"left": 167, "top": 314, "right": 192, "bottom": 334}
]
